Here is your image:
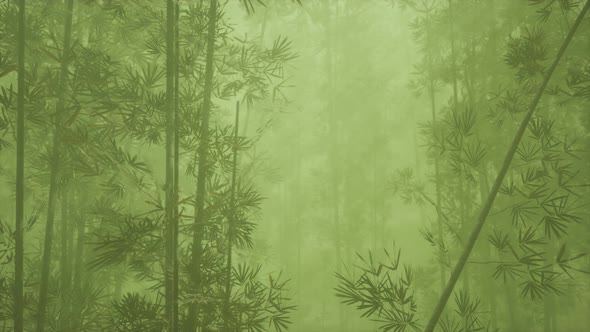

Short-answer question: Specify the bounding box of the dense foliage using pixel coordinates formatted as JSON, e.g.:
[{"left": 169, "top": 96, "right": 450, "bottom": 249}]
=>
[{"left": 0, "top": 0, "right": 588, "bottom": 332}]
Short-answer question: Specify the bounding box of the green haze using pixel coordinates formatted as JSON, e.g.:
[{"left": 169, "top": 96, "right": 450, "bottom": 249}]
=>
[{"left": 0, "top": 1, "right": 589, "bottom": 332}]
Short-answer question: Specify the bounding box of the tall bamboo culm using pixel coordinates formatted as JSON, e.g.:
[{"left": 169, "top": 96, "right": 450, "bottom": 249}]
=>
[
  {"left": 423, "top": 2, "right": 590, "bottom": 331},
  {"left": 15, "top": 0, "right": 26, "bottom": 330}
]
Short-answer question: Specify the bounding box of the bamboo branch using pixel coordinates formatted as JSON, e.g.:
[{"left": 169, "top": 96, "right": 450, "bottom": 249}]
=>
[
  {"left": 423, "top": 2, "right": 590, "bottom": 331},
  {"left": 418, "top": 191, "right": 464, "bottom": 245}
]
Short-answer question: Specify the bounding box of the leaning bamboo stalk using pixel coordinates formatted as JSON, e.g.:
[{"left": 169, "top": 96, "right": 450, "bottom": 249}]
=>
[{"left": 424, "top": 2, "right": 590, "bottom": 331}]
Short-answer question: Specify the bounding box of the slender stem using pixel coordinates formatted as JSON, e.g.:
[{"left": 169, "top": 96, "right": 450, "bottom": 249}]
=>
[
  {"left": 36, "top": 1, "right": 74, "bottom": 331},
  {"left": 173, "top": 0, "right": 180, "bottom": 329},
  {"left": 187, "top": 1, "right": 218, "bottom": 330},
  {"left": 418, "top": 191, "right": 464, "bottom": 246},
  {"left": 423, "top": 2, "right": 590, "bottom": 331},
  {"left": 165, "top": 0, "right": 177, "bottom": 329},
  {"left": 14, "top": 0, "right": 26, "bottom": 330},
  {"left": 448, "top": 0, "right": 458, "bottom": 108},
  {"left": 425, "top": 7, "right": 446, "bottom": 294},
  {"left": 223, "top": 101, "right": 240, "bottom": 332},
  {"left": 71, "top": 193, "right": 86, "bottom": 331},
  {"left": 59, "top": 192, "right": 71, "bottom": 330}
]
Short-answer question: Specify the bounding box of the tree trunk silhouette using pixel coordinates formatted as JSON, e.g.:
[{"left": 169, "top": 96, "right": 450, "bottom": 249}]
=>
[
  {"left": 423, "top": 2, "right": 590, "bottom": 331},
  {"left": 71, "top": 193, "right": 86, "bottom": 332},
  {"left": 59, "top": 192, "right": 72, "bottom": 331},
  {"left": 36, "top": 1, "right": 74, "bottom": 331},
  {"left": 294, "top": 110, "right": 302, "bottom": 331},
  {"left": 425, "top": 9, "right": 446, "bottom": 294},
  {"left": 173, "top": 0, "right": 181, "bottom": 328},
  {"left": 165, "top": 0, "right": 178, "bottom": 329},
  {"left": 187, "top": 0, "right": 218, "bottom": 330},
  {"left": 14, "top": 0, "right": 26, "bottom": 330},
  {"left": 223, "top": 101, "right": 240, "bottom": 332}
]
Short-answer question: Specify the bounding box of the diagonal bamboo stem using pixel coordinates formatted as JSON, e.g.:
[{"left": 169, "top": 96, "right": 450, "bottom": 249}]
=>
[{"left": 423, "top": 2, "right": 590, "bottom": 331}]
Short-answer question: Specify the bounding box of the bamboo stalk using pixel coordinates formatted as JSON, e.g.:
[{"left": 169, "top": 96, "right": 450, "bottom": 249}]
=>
[
  {"left": 59, "top": 192, "right": 72, "bottom": 330},
  {"left": 423, "top": 2, "right": 590, "bottom": 331},
  {"left": 165, "top": 0, "right": 178, "bottom": 329},
  {"left": 187, "top": 0, "right": 218, "bottom": 330},
  {"left": 173, "top": 0, "right": 181, "bottom": 329},
  {"left": 14, "top": 0, "right": 26, "bottom": 330},
  {"left": 223, "top": 101, "right": 240, "bottom": 332},
  {"left": 36, "top": 1, "right": 74, "bottom": 331},
  {"left": 425, "top": 7, "right": 446, "bottom": 294}
]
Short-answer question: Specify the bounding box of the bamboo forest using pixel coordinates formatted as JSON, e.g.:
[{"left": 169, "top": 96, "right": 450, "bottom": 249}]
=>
[{"left": 2, "top": 0, "right": 590, "bottom": 331}]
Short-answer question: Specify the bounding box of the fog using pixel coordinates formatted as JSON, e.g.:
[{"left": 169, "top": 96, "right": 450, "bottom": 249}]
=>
[{"left": 1, "top": 0, "right": 589, "bottom": 331}]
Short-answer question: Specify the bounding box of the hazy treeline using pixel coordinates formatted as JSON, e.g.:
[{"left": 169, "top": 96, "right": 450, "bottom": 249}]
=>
[{"left": 0, "top": 0, "right": 589, "bottom": 332}]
